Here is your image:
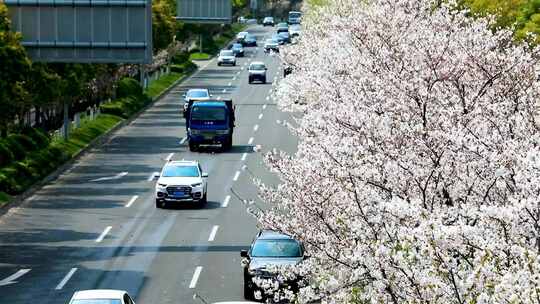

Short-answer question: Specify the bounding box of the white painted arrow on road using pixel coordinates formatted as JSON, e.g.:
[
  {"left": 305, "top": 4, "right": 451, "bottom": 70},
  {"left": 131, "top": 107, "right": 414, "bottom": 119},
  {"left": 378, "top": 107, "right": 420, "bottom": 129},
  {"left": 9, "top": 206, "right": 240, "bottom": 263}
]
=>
[
  {"left": 90, "top": 172, "right": 128, "bottom": 182},
  {"left": 0, "top": 269, "right": 31, "bottom": 286}
]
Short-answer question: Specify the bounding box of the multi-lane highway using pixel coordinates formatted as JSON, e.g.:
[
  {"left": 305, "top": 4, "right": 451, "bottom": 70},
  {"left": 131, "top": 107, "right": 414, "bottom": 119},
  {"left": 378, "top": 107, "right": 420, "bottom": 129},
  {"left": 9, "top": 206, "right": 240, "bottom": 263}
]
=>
[{"left": 0, "top": 24, "right": 297, "bottom": 304}]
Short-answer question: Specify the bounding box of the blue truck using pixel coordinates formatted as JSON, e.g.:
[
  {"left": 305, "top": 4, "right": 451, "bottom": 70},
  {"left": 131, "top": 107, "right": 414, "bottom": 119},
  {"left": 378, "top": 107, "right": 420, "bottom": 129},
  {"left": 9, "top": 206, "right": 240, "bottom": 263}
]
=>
[{"left": 185, "top": 99, "right": 235, "bottom": 151}]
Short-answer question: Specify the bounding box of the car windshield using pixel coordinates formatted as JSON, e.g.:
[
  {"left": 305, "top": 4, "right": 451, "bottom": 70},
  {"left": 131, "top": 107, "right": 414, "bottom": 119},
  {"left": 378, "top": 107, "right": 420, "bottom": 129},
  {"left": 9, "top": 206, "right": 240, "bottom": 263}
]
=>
[
  {"left": 251, "top": 239, "right": 302, "bottom": 257},
  {"left": 250, "top": 64, "right": 266, "bottom": 70},
  {"left": 191, "top": 106, "right": 227, "bottom": 124},
  {"left": 246, "top": 35, "right": 255, "bottom": 40},
  {"left": 290, "top": 25, "right": 301, "bottom": 30},
  {"left": 277, "top": 23, "right": 288, "bottom": 27},
  {"left": 266, "top": 39, "right": 276, "bottom": 44},
  {"left": 71, "top": 300, "right": 122, "bottom": 304},
  {"left": 237, "top": 32, "right": 247, "bottom": 38},
  {"left": 265, "top": 17, "right": 273, "bottom": 21},
  {"left": 220, "top": 50, "right": 233, "bottom": 56},
  {"left": 232, "top": 44, "right": 242, "bottom": 49},
  {"left": 289, "top": 12, "right": 301, "bottom": 18},
  {"left": 187, "top": 90, "right": 209, "bottom": 98},
  {"left": 162, "top": 165, "right": 199, "bottom": 177},
  {"left": 279, "top": 32, "right": 289, "bottom": 37}
]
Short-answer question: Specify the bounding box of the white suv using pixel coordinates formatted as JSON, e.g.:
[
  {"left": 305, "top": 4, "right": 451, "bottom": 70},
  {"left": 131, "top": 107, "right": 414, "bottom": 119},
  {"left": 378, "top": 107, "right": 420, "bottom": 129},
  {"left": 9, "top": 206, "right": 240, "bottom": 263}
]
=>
[
  {"left": 217, "top": 50, "right": 236, "bottom": 66},
  {"left": 155, "top": 161, "right": 208, "bottom": 208}
]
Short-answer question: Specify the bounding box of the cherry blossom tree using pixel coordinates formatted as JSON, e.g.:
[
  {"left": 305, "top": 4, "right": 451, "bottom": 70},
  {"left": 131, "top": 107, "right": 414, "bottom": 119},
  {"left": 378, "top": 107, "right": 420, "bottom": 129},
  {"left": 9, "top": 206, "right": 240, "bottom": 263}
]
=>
[{"left": 256, "top": 0, "right": 540, "bottom": 302}]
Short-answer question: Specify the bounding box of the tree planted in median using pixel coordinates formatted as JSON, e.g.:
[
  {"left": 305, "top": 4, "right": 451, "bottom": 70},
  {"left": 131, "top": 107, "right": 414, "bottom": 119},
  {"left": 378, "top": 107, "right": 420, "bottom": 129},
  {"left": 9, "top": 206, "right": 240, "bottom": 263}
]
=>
[{"left": 256, "top": 0, "right": 540, "bottom": 303}]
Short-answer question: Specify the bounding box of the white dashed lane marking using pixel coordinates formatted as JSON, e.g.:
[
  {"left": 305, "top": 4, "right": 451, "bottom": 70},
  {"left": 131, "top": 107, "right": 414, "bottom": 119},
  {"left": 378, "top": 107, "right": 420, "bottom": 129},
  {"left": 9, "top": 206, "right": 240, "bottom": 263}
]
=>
[
  {"left": 125, "top": 195, "right": 139, "bottom": 208},
  {"left": 208, "top": 225, "right": 219, "bottom": 242},
  {"left": 241, "top": 153, "right": 248, "bottom": 161},
  {"left": 222, "top": 195, "right": 231, "bottom": 208},
  {"left": 258, "top": 114, "right": 263, "bottom": 120},
  {"left": 96, "top": 226, "right": 112, "bottom": 243},
  {"left": 253, "top": 125, "right": 259, "bottom": 132},
  {"left": 55, "top": 268, "right": 77, "bottom": 290},
  {"left": 233, "top": 171, "right": 241, "bottom": 181},
  {"left": 248, "top": 137, "right": 254, "bottom": 145},
  {"left": 189, "top": 267, "right": 203, "bottom": 289}
]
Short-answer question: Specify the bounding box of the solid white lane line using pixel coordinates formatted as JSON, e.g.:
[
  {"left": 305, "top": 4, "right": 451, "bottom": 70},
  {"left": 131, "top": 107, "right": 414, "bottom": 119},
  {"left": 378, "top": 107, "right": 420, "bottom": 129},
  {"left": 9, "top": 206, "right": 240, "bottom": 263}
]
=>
[
  {"left": 148, "top": 172, "right": 159, "bottom": 181},
  {"left": 208, "top": 225, "right": 219, "bottom": 242},
  {"left": 125, "top": 195, "right": 139, "bottom": 208},
  {"left": 0, "top": 269, "right": 31, "bottom": 286},
  {"left": 180, "top": 137, "right": 187, "bottom": 144},
  {"left": 222, "top": 195, "right": 231, "bottom": 208},
  {"left": 263, "top": 104, "right": 267, "bottom": 110},
  {"left": 233, "top": 171, "right": 241, "bottom": 181},
  {"left": 189, "top": 267, "right": 203, "bottom": 289},
  {"left": 248, "top": 137, "right": 254, "bottom": 145},
  {"left": 241, "top": 153, "right": 248, "bottom": 161},
  {"left": 253, "top": 124, "right": 259, "bottom": 132},
  {"left": 96, "top": 226, "right": 112, "bottom": 243},
  {"left": 258, "top": 113, "right": 263, "bottom": 120},
  {"left": 55, "top": 268, "right": 77, "bottom": 290},
  {"left": 166, "top": 153, "right": 174, "bottom": 161}
]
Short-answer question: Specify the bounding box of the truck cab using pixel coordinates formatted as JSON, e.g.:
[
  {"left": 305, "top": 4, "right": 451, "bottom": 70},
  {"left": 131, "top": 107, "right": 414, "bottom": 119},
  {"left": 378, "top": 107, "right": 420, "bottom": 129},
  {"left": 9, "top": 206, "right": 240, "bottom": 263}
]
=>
[{"left": 185, "top": 99, "right": 235, "bottom": 151}]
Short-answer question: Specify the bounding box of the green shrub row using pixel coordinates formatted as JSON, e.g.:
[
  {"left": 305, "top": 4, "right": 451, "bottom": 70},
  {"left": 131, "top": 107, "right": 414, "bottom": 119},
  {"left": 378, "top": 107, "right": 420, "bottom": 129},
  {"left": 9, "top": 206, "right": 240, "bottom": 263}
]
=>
[
  {"left": 0, "top": 128, "right": 51, "bottom": 168},
  {"left": 0, "top": 145, "right": 69, "bottom": 194}
]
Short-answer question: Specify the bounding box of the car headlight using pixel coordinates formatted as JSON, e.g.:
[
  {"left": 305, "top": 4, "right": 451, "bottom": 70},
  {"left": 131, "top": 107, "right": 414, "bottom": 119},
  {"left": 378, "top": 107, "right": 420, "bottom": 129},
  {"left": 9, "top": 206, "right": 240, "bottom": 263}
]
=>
[
  {"left": 248, "top": 268, "right": 258, "bottom": 276},
  {"left": 191, "top": 182, "right": 203, "bottom": 187},
  {"left": 215, "top": 129, "right": 229, "bottom": 135}
]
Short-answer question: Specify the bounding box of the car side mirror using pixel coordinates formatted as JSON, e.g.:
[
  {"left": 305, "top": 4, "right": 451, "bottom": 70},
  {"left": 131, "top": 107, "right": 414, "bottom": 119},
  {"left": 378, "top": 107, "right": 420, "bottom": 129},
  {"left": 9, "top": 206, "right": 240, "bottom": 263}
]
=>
[
  {"left": 154, "top": 172, "right": 160, "bottom": 178},
  {"left": 240, "top": 250, "right": 249, "bottom": 258},
  {"left": 303, "top": 254, "right": 310, "bottom": 260},
  {"left": 182, "top": 94, "right": 186, "bottom": 97},
  {"left": 210, "top": 94, "right": 213, "bottom": 97},
  {"left": 265, "top": 67, "right": 268, "bottom": 70},
  {"left": 202, "top": 172, "right": 209, "bottom": 178}
]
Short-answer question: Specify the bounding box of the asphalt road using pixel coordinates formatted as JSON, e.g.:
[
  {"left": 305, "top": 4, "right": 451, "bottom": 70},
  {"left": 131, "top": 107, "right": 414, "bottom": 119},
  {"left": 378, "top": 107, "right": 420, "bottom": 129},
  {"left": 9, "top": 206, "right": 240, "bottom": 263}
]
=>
[{"left": 0, "top": 24, "right": 298, "bottom": 304}]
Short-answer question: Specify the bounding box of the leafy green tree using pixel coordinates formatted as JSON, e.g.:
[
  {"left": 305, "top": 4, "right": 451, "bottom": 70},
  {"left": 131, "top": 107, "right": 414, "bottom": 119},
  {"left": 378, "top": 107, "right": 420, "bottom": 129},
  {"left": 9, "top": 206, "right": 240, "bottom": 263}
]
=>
[
  {"left": 0, "top": 3, "right": 31, "bottom": 137},
  {"left": 152, "top": 0, "right": 176, "bottom": 52}
]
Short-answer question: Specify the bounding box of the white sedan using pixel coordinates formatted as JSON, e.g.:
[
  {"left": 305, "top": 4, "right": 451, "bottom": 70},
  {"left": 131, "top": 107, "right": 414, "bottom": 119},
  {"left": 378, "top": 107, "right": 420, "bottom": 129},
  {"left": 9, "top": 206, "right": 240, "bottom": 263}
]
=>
[{"left": 68, "top": 290, "right": 136, "bottom": 304}]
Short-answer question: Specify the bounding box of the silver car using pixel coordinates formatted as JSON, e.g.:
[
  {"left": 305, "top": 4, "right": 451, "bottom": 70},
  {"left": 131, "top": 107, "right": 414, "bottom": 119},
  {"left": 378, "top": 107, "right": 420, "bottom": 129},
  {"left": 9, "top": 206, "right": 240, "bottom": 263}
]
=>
[{"left": 217, "top": 50, "right": 236, "bottom": 66}]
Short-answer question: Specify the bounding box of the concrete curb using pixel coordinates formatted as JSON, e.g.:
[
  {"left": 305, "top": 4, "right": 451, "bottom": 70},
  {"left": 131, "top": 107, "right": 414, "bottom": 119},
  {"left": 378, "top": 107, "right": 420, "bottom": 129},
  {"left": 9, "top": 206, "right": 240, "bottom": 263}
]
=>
[{"left": 0, "top": 67, "right": 196, "bottom": 216}]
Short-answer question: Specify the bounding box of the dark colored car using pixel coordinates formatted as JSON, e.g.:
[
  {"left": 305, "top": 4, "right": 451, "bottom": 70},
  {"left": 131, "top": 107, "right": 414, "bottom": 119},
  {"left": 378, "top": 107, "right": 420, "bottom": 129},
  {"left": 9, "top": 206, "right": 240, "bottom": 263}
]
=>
[
  {"left": 240, "top": 230, "right": 306, "bottom": 300},
  {"left": 278, "top": 32, "right": 291, "bottom": 44},
  {"left": 263, "top": 16, "right": 275, "bottom": 26},
  {"left": 243, "top": 34, "right": 257, "bottom": 47},
  {"left": 231, "top": 43, "right": 245, "bottom": 57}
]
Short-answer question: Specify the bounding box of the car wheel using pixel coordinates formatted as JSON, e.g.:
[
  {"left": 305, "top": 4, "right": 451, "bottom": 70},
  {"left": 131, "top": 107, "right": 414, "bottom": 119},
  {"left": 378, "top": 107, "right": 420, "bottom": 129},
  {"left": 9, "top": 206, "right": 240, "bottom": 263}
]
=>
[
  {"left": 189, "top": 142, "right": 197, "bottom": 152},
  {"left": 262, "top": 77, "right": 266, "bottom": 84},
  {"left": 248, "top": 78, "right": 252, "bottom": 84},
  {"left": 243, "top": 278, "right": 253, "bottom": 300},
  {"left": 156, "top": 199, "right": 163, "bottom": 208},
  {"left": 233, "top": 62, "right": 236, "bottom": 66},
  {"left": 217, "top": 62, "right": 221, "bottom": 66},
  {"left": 199, "top": 193, "right": 208, "bottom": 207}
]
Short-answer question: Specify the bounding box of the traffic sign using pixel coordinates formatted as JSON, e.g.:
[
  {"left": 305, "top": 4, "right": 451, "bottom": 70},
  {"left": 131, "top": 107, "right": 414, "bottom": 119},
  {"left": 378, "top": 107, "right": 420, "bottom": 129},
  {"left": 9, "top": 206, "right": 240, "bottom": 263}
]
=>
[
  {"left": 5, "top": 0, "right": 153, "bottom": 63},
  {"left": 177, "top": 0, "right": 231, "bottom": 24}
]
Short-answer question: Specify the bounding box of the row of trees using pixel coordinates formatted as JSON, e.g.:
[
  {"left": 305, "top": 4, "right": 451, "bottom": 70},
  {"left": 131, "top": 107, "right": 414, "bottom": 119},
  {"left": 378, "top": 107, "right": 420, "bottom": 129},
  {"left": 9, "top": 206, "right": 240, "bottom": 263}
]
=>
[
  {"left": 258, "top": 0, "right": 540, "bottom": 302},
  {"left": 0, "top": 0, "right": 249, "bottom": 138}
]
